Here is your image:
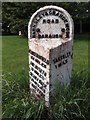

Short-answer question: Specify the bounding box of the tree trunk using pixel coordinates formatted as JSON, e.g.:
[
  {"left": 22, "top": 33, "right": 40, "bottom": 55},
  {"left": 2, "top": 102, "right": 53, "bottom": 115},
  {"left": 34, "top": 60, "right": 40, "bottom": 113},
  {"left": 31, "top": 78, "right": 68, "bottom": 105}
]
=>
[{"left": 80, "top": 19, "right": 82, "bottom": 33}]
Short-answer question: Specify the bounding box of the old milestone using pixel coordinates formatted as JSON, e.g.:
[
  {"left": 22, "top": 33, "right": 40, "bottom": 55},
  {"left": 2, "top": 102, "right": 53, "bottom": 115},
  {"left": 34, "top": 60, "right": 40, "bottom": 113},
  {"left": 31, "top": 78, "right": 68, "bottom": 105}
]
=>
[{"left": 28, "top": 5, "right": 74, "bottom": 107}]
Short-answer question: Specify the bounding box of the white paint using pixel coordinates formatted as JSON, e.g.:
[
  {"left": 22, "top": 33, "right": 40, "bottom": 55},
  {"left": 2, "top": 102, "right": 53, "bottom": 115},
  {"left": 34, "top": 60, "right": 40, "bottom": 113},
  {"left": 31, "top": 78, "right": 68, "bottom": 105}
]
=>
[
  {"left": 19, "top": 31, "right": 21, "bottom": 36},
  {"left": 28, "top": 5, "right": 74, "bottom": 41},
  {"left": 28, "top": 5, "right": 74, "bottom": 107}
]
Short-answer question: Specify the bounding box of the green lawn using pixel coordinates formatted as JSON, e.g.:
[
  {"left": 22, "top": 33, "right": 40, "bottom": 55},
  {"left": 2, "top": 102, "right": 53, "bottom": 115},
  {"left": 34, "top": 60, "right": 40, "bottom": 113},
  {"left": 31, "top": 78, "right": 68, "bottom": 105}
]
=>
[
  {"left": 2, "top": 34, "right": 89, "bottom": 73},
  {"left": 0, "top": 36, "right": 2, "bottom": 73},
  {"left": 2, "top": 34, "right": 90, "bottom": 120},
  {"left": 2, "top": 36, "right": 29, "bottom": 74},
  {"left": 73, "top": 34, "right": 88, "bottom": 71}
]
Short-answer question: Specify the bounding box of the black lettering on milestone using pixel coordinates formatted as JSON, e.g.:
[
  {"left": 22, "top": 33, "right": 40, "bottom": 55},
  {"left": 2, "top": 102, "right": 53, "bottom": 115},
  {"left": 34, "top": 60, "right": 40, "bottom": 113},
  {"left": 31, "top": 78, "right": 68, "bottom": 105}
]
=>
[
  {"left": 32, "top": 31, "right": 35, "bottom": 35},
  {"left": 63, "top": 59, "right": 68, "bottom": 64},
  {"left": 38, "top": 34, "right": 41, "bottom": 38},
  {"left": 68, "top": 51, "right": 71, "bottom": 56},
  {"left": 41, "top": 63, "right": 46, "bottom": 68},
  {"left": 61, "top": 28, "right": 65, "bottom": 33},
  {"left": 51, "top": 19, "right": 54, "bottom": 23},
  {"left": 58, "top": 62, "right": 62, "bottom": 68},
  {"left": 59, "top": 13, "right": 63, "bottom": 18},
  {"left": 36, "top": 28, "right": 40, "bottom": 33},
  {"left": 30, "top": 72, "right": 33, "bottom": 76},
  {"left": 33, "top": 74, "right": 37, "bottom": 80},
  {"left": 57, "top": 56, "right": 61, "bottom": 62},
  {"left": 33, "top": 20, "right": 38, "bottom": 25},
  {"left": 47, "top": 19, "right": 50, "bottom": 23},
  {"left": 62, "top": 54, "right": 65, "bottom": 59},
  {"left": 61, "top": 16, "right": 65, "bottom": 21},
  {"left": 45, "top": 34, "right": 48, "bottom": 38},
  {"left": 39, "top": 14, "right": 42, "bottom": 19},
  {"left": 34, "top": 20, "right": 38, "bottom": 24},
  {"left": 34, "top": 81, "right": 37, "bottom": 85},
  {"left": 66, "top": 32, "right": 69, "bottom": 38},
  {"left": 39, "top": 67, "right": 42, "bottom": 73},
  {"left": 49, "top": 9, "right": 52, "bottom": 15},
  {"left": 56, "top": 11, "right": 59, "bottom": 16},
  {"left": 53, "top": 59, "right": 56, "bottom": 64},
  {"left": 43, "top": 19, "right": 46, "bottom": 24},
  {"left": 32, "top": 83, "right": 37, "bottom": 89},
  {"left": 65, "top": 53, "right": 68, "bottom": 58},
  {"left": 32, "top": 24, "right": 36, "bottom": 28},
  {"left": 60, "top": 55, "right": 63, "bottom": 61},
  {"left": 64, "top": 19, "right": 68, "bottom": 23},
  {"left": 34, "top": 19, "right": 38, "bottom": 26},
  {"left": 44, "top": 72, "right": 47, "bottom": 77},
  {"left": 53, "top": 10, "right": 56, "bottom": 15},
  {"left": 66, "top": 27, "right": 70, "bottom": 31},
  {"left": 40, "top": 74, "right": 44, "bottom": 80},
  {"left": 45, "top": 11, "right": 48, "bottom": 16},
  {"left": 31, "top": 56, "right": 34, "bottom": 60},
  {"left": 42, "top": 34, "right": 44, "bottom": 38},
  {"left": 30, "top": 50, "right": 49, "bottom": 65},
  {"left": 71, "top": 53, "right": 73, "bottom": 59},
  {"left": 31, "top": 61, "right": 34, "bottom": 67},
  {"left": 42, "top": 57, "right": 45, "bottom": 63},
  {"left": 36, "top": 16, "right": 41, "bottom": 21},
  {"left": 41, "top": 12, "right": 45, "bottom": 17},
  {"left": 49, "top": 34, "right": 52, "bottom": 38},
  {"left": 35, "top": 65, "right": 38, "bottom": 70},
  {"left": 66, "top": 23, "right": 69, "bottom": 27},
  {"left": 32, "top": 28, "right": 35, "bottom": 32},
  {"left": 31, "top": 50, "right": 33, "bottom": 55},
  {"left": 38, "top": 54, "right": 42, "bottom": 60},
  {"left": 52, "top": 34, "right": 55, "bottom": 38},
  {"left": 55, "top": 65, "right": 57, "bottom": 69},
  {"left": 35, "top": 70, "right": 39, "bottom": 76},
  {"left": 39, "top": 80, "right": 43, "bottom": 86},
  {"left": 53, "top": 58, "right": 58, "bottom": 64},
  {"left": 43, "top": 89, "right": 45, "bottom": 93},
  {"left": 40, "top": 86, "right": 43, "bottom": 90},
  {"left": 56, "top": 34, "right": 58, "bottom": 38},
  {"left": 46, "top": 60, "right": 49, "bottom": 65},
  {"left": 35, "top": 59, "right": 40, "bottom": 64},
  {"left": 55, "top": 19, "right": 59, "bottom": 23}
]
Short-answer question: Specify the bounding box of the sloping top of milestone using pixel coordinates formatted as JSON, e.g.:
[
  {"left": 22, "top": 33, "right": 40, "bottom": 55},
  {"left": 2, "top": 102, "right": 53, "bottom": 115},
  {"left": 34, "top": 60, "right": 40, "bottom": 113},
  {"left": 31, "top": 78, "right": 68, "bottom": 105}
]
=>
[{"left": 28, "top": 5, "right": 74, "bottom": 42}]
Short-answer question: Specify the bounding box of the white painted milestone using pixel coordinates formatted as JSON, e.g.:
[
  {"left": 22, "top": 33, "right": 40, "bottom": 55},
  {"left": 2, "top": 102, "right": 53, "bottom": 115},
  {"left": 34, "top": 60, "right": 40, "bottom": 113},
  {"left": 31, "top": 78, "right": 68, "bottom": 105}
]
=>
[
  {"left": 28, "top": 5, "right": 74, "bottom": 107},
  {"left": 19, "top": 31, "right": 21, "bottom": 36}
]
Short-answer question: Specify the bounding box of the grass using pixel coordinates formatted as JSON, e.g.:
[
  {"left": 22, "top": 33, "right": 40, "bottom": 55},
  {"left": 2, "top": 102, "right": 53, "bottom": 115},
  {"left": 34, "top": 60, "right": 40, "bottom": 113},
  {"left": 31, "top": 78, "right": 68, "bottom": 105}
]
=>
[
  {"left": 2, "top": 70, "right": 90, "bottom": 120},
  {"left": 73, "top": 34, "right": 88, "bottom": 71},
  {"left": 0, "top": 36, "right": 2, "bottom": 120},
  {"left": 2, "top": 36, "right": 29, "bottom": 74},
  {"left": 2, "top": 34, "right": 90, "bottom": 120},
  {"left": 2, "top": 34, "right": 88, "bottom": 73},
  {"left": 0, "top": 36, "right": 2, "bottom": 72}
]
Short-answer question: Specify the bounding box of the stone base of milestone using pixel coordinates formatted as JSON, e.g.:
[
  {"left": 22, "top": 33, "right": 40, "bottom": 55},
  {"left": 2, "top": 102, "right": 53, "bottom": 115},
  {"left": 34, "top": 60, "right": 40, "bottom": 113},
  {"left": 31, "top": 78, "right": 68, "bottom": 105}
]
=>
[{"left": 28, "top": 39, "right": 73, "bottom": 107}]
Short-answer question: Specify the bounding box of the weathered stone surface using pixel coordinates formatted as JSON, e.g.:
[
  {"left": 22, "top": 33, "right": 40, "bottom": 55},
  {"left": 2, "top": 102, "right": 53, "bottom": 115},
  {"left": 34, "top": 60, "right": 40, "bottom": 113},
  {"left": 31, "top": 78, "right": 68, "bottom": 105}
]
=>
[
  {"left": 28, "top": 5, "right": 74, "bottom": 107},
  {"left": 28, "top": 5, "right": 74, "bottom": 41}
]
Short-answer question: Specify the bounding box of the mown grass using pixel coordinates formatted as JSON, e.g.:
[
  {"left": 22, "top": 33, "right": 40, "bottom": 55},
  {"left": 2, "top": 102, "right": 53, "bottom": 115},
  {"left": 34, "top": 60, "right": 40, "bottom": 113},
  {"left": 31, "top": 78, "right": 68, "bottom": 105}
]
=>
[
  {"left": 2, "top": 34, "right": 88, "bottom": 73},
  {"left": 73, "top": 34, "right": 88, "bottom": 71},
  {"left": 2, "top": 34, "right": 90, "bottom": 120},
  {"left": 2, "top": 36, "right": 29, "bottom": 74}
]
